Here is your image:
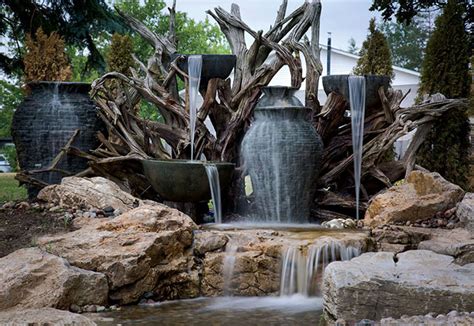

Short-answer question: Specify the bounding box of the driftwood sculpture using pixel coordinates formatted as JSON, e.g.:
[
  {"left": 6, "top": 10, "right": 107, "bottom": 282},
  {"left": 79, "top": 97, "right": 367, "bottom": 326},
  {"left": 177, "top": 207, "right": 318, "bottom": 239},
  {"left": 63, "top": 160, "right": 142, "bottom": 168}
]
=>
[{"left": 17, "top": 0, "right": 468, "bottom": 220}]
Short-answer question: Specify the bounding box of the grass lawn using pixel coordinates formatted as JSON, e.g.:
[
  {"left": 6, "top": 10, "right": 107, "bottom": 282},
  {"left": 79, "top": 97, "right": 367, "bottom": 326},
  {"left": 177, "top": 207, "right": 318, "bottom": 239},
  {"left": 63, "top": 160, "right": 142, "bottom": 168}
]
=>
[{"left": 0, "top": 173, "right": 27, "bottom": 204}]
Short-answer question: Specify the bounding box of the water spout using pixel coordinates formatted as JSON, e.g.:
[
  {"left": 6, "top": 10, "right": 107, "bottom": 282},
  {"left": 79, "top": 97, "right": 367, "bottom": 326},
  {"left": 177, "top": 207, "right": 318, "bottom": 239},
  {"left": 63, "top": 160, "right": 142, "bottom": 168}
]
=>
[
  {"left": 348, "top": 76, "right": 366, "bottom": 220},
  {"left": 188, "top": 55, "right": 202, "bottom": 161},
  {"left": 205, "top": 164, "right": 222, "bottom": 223}
]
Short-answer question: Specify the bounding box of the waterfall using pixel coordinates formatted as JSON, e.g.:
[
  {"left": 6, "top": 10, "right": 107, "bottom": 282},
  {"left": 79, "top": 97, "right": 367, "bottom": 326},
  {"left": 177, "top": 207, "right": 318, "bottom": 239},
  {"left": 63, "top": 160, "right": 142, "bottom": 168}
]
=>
[
  {"left": 188, "top": 55, "right": 202, "bottom": 161},
  {"left": 222, "top": 242, "right": 238, "bottom": 296},
  {"left": 348, "top": 76, "right": 366, "bottom": 220},
  {"left": 279, "top": 241, "right": 360, "bottom": 296},
  {"left": 205, "top": 164, "right": 222, "bottom": 223}
]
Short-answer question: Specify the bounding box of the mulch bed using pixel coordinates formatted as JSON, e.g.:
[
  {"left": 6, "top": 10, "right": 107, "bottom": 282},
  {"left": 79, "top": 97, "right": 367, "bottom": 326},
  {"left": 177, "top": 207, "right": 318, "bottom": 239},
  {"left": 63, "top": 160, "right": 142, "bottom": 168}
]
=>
[{"left": 0, "top": 207, "right": 72, "bottom": 258}]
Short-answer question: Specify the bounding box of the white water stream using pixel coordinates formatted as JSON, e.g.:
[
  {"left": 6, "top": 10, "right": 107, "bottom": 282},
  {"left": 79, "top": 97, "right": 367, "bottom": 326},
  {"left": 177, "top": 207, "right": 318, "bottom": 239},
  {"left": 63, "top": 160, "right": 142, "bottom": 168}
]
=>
[
  {"left": 205, "top": 164, "right": 222, "bottom": 224},
  {"left": 279, "top": 241, "right": 360, "bottom": 296},
  {"left": 348, "top": 76, "right": 366, "bottom": 220},
  {"left": 188, "top": 55, "right": 202, "bottom": 161}
]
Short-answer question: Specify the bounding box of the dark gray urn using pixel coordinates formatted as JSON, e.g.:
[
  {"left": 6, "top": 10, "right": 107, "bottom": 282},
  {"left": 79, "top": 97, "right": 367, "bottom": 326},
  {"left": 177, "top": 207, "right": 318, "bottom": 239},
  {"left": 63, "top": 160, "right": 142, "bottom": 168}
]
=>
[
  {"left": 171, "top": 53, "right": 236, "bottom": 90},
  {"left": 322, "top": 74, "right": 390, "bottom": 108},
  {"left": 241, "top": 86, "right": 323, "bottom": 223},
  {"left": 11, "top": 82, "right": 103, "bottom": 196},
  {"left": 142, "top": 159, "right": 235, "bottom": 202}
]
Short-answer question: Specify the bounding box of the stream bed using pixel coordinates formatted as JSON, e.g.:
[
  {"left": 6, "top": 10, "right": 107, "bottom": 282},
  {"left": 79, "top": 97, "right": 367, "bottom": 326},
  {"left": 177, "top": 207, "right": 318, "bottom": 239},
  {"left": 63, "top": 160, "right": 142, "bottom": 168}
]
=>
[{"left": 89, "top": 295, "right": 324, "bottom": 325}]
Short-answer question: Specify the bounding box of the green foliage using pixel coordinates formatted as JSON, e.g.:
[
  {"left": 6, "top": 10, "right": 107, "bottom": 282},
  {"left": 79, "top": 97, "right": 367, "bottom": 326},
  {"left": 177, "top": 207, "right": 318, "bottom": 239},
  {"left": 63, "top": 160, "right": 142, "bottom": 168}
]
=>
[
  {"left": 0, "top": 173, "right": 27, "bottom": 204},
  {"left": 418, "top": 1, "right": 470, "bottom": 99},
  {"left": 107, "top": 33, "right": 135, "bottom": 75},
  {"left": 417, "top": 0, "right": 472, "bottom": 189},
  {"left": 115, "top": 0, "right": 230, "bottom": 63},
  {"left": 1, "top": 0, "right": 127, "bottom": 77},
  {"left": 417, "top": 109, "right": 471, "bottom": 188},
  {"left": 353, "top": 18, "right": 394, "bottom": 78},
  {"left": 1, "top": 145, "right": 18, "bottom": 172},
  {"left": 0, "top": 80, "right": 23, "bottom": 138},
  {"left": 379, "top": 16, "right": 430, "bottom": 71},
  {"left": 370, "top": 0, "right": 473, "bottom": 25}
]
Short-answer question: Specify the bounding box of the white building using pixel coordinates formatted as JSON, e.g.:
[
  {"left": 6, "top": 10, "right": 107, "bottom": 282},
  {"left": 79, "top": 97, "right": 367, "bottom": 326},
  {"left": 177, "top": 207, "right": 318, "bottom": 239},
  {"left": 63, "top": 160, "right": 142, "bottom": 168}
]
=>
[{"left": 269, "top": 44, "right": 420, "bottom": 107}]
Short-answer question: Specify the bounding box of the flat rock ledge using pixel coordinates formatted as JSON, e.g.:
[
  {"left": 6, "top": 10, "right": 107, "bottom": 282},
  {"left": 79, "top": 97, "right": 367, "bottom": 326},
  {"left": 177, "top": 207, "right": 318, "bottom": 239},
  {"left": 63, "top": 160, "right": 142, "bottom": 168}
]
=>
[
  {"left": 323, "top": 250, "right": 474, "bottom": 321},
  {"left": 0, "top": 308, "right": 96, "bottom": 325}
]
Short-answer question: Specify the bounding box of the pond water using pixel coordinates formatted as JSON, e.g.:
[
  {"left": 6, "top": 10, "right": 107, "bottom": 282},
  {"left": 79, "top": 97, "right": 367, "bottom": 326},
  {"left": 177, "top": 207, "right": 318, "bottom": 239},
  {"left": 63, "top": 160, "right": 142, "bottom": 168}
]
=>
[{"left": 90, "top": 295, "right": 325, "bottom": 325}]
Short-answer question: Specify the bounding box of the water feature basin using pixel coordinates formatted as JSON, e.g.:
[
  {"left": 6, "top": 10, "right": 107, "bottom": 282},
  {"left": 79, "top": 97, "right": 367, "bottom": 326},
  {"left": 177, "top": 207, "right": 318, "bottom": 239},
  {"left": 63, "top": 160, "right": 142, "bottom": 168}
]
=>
[
  {"left": 171, "top": 53, "right": 237, "bottom": 90},
  {"left": 142, "top": 159, "right": 234, "bottom": 202},
  {"left": 322, "top": 74, "right": 390, "bottom": 108}
]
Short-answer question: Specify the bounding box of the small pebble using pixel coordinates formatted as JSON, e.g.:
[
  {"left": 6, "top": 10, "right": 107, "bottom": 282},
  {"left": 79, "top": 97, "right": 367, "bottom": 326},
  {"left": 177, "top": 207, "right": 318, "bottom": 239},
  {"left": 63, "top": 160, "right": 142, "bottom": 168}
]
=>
[
  {"left": 96, "top": 305, "right": 106, "bottom": 312},
  {"left": 113, "top": 208, "right": 122, "bottom": 216},
  {"left": 83, "top": 305, "right": 96, "bottom": 313},
  {"left": 446, "top": 222, "right": 455, "bottom": 229}
]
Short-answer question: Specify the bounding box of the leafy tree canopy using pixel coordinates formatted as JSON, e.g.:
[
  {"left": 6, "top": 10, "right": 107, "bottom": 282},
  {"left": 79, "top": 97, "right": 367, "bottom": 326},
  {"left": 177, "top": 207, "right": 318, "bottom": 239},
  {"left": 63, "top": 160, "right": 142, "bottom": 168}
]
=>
[{"left": 0, "top": 0, "right": 127, "bottom": 77}]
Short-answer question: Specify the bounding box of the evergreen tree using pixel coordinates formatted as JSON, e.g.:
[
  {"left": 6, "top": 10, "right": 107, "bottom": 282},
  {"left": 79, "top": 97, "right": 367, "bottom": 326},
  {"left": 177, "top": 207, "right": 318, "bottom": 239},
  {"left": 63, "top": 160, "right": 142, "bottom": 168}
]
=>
[
  {"left": 416, "top": 0, "right": 471, "bottom": 189},
  {"left": 379, "top": 15, "right": 431, "bottom": 72},
  {"left": 353, "top": 18, "right": 394, "bottom": 78},
  {"left": 106, "top": 33, "right": 135, "bottom": 76}
]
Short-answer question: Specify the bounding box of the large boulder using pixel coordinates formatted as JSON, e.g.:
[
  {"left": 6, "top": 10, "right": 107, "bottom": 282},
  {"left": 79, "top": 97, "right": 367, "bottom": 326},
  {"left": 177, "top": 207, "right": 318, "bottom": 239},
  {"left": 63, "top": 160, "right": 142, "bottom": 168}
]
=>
[
  {"left": 0, "top": 248, "right": 108, "bottom": 310},
  {"left": 37, "top": 205, "right": 198, "bottom": 304},
  {"left": 364, "top": 171, "right": 465, "bottom": 228},
  {"left": 0, "top": 308, "right": 96, "bottom": 325},
  {"left": 323, "top": 250, "right": 474, "bottom": 321},
  {"left": 37, "top": 176, "right": 156, "bottom": 212},
  {"left": 457, "top": 193, "right": 474, "bottom": 231}
]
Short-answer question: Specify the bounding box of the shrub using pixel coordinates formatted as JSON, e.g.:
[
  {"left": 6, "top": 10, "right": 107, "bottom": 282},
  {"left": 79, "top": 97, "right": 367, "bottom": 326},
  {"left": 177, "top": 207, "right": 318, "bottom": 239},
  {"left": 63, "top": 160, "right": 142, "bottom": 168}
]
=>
[
  {"left": 106, "top": 33, "right": 135, "bottom": 76},
  {"left": 23, "top": 27, "right": 72, "bottom": 82},
  {"left": 353, "top": 18, "right": 394, "bottom": 78},
  {"left": 416, "top": 0, "right": 471, "bottom": 189}
]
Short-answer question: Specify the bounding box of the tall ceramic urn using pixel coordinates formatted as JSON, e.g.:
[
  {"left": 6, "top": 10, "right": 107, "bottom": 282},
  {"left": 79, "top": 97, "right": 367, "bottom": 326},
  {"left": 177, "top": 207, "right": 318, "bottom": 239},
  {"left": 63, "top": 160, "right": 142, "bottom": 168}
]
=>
[{"left": 241, "top": 86, "right": 323, "bottom": 223}]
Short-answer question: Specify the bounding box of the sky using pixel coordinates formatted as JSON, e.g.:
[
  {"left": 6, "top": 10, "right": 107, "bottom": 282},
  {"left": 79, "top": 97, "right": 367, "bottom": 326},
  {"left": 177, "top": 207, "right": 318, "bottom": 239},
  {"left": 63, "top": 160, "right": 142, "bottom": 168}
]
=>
[{"left": 164, "top": 0, "right": 381, "bottom": 51}]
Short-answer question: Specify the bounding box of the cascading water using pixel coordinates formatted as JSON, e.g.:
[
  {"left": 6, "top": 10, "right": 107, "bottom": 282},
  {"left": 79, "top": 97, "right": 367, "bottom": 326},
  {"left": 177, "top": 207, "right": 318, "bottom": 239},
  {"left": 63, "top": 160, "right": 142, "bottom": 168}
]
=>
[
  {"left": 280, "top": 241, "right": 360, "bottom": 296},
  {"left": 348, "top": 76, "right": 366, "bottom": 220},
  {"left": 222, "top": 242, "right": 238, "bottom": 296},
  {"left": 188, "top": 55, "right": 202, "bottom": 161},
  {"left": 205, "top": 164, "right": 222, "bottom": 223}
]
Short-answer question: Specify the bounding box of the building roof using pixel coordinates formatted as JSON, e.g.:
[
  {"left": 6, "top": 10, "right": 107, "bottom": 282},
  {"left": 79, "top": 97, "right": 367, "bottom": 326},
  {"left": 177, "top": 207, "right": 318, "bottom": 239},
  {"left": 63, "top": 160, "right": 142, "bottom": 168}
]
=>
[{"left": 319, "top": 44, "right": 421, "bottom": 77}]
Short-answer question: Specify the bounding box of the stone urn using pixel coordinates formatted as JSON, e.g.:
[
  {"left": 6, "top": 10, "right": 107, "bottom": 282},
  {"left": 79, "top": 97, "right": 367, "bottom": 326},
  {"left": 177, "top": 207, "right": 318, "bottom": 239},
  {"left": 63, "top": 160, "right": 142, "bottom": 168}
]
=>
[
  {"left": 322, "top": 74, "right": 390, "bottom": 108},
  {"left": 241, "top": 86, "right": 323, "bottom": 223},
  {"left": 12, "top": 82, "right": 103, "bottom": 196}
]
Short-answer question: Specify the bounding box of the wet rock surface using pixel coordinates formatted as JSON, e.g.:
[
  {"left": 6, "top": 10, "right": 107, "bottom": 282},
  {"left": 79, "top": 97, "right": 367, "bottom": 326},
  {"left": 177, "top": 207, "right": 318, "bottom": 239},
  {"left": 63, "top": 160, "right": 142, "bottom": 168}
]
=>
[
  {"left": 0, "top": 308, "right": 97, "bottom": 325},
  {"left": 364, "top": 171, "right": 465, "bottom": 228},
  {"left": 200, "top": 227, "right": 372, "bottom": 297},
  {"left": 323, "top": 250, "right": 474, "bottom": 321},
  {"left": 0, "top": 247, "right": 108, "bottom": 310}
]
